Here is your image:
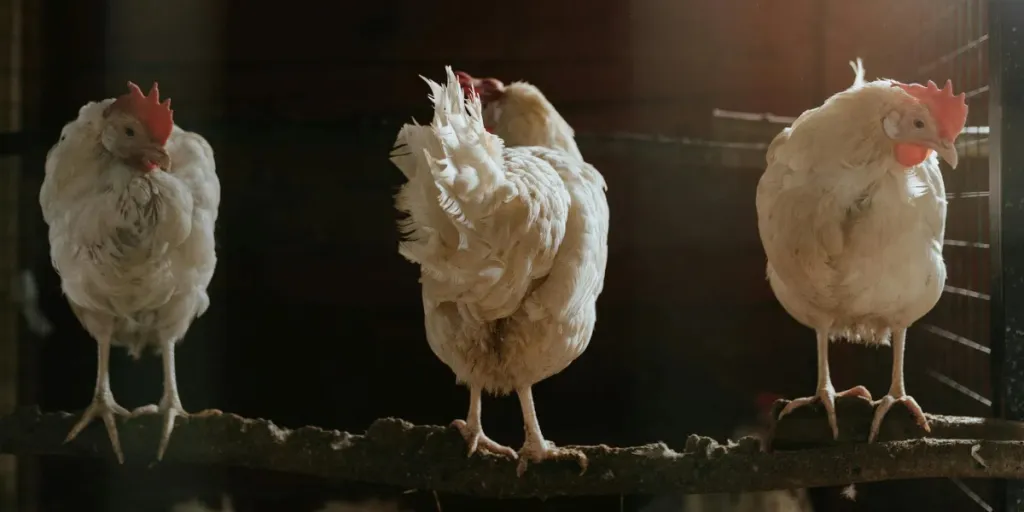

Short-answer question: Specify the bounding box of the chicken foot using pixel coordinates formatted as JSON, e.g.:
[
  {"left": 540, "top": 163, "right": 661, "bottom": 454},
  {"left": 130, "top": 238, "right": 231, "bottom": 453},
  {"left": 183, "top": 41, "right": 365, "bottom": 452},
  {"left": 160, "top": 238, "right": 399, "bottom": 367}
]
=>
[
  {"left": 66, "top": 337, "right": 130, "bottom": 463},
  {"left": 450, "top": 386, "right": 518, "bottom": 459},
  {"left": 515, "top": 386, "right": 587, "bottom": 477},
  {"left": 777, "top": 330, "right": 873, "bottom": 439},
  {"left": 869, "top": 328, "right": 930, "bottom": 442},
  {"left": 131, "top": 340, "right": 187, "bottom": 460}
]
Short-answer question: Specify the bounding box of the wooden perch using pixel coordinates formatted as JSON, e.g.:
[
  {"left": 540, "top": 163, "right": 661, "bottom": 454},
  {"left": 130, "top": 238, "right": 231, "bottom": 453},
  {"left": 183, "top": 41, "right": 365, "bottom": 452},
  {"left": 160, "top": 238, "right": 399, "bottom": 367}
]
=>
[{"left": 1, "top": 403, "right": 1023, "bottom": 498}]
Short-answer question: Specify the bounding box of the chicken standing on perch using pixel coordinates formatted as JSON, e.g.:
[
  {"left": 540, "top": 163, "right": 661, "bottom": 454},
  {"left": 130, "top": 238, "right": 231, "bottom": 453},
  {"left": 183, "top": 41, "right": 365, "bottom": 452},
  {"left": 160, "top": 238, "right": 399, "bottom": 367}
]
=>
[
  {"left": 391, "top": 67, "right": 609, "bottom": 475},
  {"left": 756, "top": 59, "right": 967, "bottom": 441},
  {"left": 40, "top": 82, "right": 220, "bottom": 462},
  {"left": 453, "top": 70, "right": 585, "bottom": 160}
]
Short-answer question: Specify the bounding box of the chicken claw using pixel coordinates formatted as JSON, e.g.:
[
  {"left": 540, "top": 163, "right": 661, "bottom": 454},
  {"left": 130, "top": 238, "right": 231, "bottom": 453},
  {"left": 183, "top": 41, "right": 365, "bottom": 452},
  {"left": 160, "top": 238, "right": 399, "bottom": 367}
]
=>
[
  {"left": 132, "top": 397, "right": 187, "bottom": 461},
  {"left": 516, "top": 438, "right": 588, "bottom": 477},
  {"left": 777, "top": 385, "right": 872, "bottom": 440},
  {"left": 450, "top": 419, "right": 518, "bottom": 459},
  {"left": 868, "top": 393, "right": 930, "bottom": 442},
  {"left": 65, "top": 394, "right": 130, "bottom": 464}
]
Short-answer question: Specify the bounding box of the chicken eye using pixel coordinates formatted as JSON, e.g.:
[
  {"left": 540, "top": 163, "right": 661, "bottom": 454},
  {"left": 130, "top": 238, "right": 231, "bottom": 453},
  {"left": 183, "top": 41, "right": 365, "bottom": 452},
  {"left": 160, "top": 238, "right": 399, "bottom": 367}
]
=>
[
  {"left": 913, "top": 119, "right": 925, "bottom": 129},
  {"left": 124, "top": 127, "right": 135, "bottom": 137}
]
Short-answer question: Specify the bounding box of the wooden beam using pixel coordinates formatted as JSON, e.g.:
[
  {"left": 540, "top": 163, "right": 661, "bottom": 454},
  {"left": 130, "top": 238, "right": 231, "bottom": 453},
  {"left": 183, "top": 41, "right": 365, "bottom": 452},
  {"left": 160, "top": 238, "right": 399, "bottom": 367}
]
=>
[{"left": 0, "top": 405, "right": 1022, "bottom": 498}]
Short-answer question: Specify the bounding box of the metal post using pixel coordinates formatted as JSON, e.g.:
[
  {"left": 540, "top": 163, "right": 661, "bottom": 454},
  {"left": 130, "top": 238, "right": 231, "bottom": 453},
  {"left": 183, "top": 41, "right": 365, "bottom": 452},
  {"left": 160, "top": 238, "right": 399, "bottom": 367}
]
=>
[{"left": 989, "top": 1, "right": 1024, "bottom": 510}]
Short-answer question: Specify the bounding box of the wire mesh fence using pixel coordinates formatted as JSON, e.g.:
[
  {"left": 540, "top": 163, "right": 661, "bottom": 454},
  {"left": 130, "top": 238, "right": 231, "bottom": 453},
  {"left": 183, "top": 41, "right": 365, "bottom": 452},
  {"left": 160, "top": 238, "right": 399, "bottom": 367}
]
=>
[
  {"left": 892, "top": 0, "right": 995, "bottom": 509},
  {"left": 1, "top": 0, "right": 1021, "bottom": 510},
  {"left": 590, "top": 2, "right": 1001, "bottom": 508},
  {"left": 902, "top": 0, "right": 992, "bottom": 420}
]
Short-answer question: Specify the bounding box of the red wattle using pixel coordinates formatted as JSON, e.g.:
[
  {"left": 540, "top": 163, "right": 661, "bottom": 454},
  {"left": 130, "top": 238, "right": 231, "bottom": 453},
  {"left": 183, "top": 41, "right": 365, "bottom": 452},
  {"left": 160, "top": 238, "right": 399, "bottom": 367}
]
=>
[{"left": 894, "top": 143, "right": 932, "bottom": 167}]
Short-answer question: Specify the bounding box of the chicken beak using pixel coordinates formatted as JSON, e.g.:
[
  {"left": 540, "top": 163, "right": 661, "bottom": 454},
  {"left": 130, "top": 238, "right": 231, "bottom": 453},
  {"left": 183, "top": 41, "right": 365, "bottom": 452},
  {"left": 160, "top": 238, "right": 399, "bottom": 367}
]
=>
[
  {"left": 933, "top": 139, "right": 959, "bottom": 169},
  {"left": 145, "top": 146, "right": 171, "bottom": 171}
]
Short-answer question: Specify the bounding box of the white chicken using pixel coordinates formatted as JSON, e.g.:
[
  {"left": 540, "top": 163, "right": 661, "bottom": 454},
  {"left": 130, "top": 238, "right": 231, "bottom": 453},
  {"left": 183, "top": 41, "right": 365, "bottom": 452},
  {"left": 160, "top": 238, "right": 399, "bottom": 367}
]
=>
[
  {"left": 756, "top": 59, "right": 968, "bottom": 441},
  {"left": 453, "top": 70, "right": 585, "bottom": 161},
  {"left": 40, "top": 82, "right": 220, "bottom": 462},
  {"left": 390, "top": 67, "right": 609, "bottom": 475}
]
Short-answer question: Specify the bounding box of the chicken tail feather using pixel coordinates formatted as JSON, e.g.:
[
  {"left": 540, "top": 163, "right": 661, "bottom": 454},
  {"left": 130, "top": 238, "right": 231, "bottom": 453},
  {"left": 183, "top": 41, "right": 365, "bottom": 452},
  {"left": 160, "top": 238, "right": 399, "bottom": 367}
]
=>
[
  {"left": 391, "top": 67, "right": 516, "bottom": 267},
  {"left": 849, "top": 57, "right": 866, "bottom": 88},
  {"left": 423, "top": 67, "right": 514, "bottom": 222}
]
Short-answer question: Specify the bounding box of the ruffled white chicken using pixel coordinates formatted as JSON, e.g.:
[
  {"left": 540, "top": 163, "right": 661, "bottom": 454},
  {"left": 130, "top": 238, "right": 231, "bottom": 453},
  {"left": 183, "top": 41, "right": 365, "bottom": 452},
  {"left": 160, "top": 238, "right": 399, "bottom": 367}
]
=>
[
  {"left": 390, "top": 68, "right": 609, "bottom": 475},
  {"left": 40, "top": 82, "right": 220, "bottom": 462},
  {"left": 756, "top": 59, "right": 968, "bottom": 441}
]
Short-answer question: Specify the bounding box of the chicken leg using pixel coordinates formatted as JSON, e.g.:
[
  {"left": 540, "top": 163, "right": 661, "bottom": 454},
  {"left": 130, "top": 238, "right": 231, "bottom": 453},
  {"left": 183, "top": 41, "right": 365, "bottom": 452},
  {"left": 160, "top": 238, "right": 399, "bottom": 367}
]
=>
[
  {"left": 450, "top": 386, "right": 518, "bottom": 459},
  {"left": 778, "top": 330, "right": 873, "bottom": 439},
  {"left": 66, "top": 337, "right": 129, "bottom": 463},
  {"left": 869, "top": 328, "right": 930, "bottom": 442},
  {"left": 132, "top": 341, "right": 187, "bottom": 460},
  {"left": 515, "top": 386, "right": 587, "bottom": 477}
]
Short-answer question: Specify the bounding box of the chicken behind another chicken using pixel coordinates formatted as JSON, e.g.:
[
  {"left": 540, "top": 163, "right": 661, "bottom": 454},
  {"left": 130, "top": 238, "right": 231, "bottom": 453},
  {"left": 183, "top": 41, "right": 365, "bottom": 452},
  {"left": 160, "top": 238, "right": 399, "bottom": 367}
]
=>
[{"left": 391, "top": 68, "right": 609, "bottom": 475}]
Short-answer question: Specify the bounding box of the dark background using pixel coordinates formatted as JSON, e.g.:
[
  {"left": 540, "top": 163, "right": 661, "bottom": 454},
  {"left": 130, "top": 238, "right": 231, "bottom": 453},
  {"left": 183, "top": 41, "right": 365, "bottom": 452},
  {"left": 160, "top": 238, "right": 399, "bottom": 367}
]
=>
[{"left": 4, "top": 0, "right": 999, "bottom": 510}]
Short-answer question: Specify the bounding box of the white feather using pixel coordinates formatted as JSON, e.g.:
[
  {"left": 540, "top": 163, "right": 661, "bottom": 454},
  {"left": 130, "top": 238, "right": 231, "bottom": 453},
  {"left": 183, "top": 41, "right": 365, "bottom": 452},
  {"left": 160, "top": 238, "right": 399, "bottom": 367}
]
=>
[
  {"left": 849, "top": 57, "right": 866, "bottom": 89},
  {"left": 40, "top": 98, "right": 220, "bottom": 356},
  {"left": 756, "top": 62, "right": 946, "bottom": 345},
  {"left": 391, "top": 66, "right": 609, "bottom": 393}
]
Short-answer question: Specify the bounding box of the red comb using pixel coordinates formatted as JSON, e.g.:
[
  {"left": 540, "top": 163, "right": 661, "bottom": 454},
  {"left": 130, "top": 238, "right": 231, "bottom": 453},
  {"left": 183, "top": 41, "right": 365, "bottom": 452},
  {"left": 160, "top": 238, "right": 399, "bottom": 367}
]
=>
[
  {"left": 454, "top": 70, "right": 478, "bottom": 98},
  {"left": 894, "top": 79, "right": 968, "bottom": 141},
  {"left": 111, "top": 81, "right": 174, "bottom": 146}
]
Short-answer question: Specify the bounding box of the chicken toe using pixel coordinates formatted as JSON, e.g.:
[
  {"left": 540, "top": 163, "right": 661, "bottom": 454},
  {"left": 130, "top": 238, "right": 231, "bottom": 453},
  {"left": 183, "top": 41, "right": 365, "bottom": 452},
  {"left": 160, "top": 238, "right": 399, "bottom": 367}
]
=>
[
  {"left": 778, "top": 385, "right": 872, "bottom": 440},
  {"left": 66, "top": 393, "right": 130, "bottom": 464},
  {"left": 869, "top": 328, "right": 930, "bottom": 442},
  {"left": 516, "top": 438, "right": 588, "bottom": 477},
  {"left": 129, "top": 341, "right": 188, "bottom": 461},
  {"left": 132, "top": 397, "right": 187, "bottom": 461},
  {"left": 67, "top": 339, "right": 129, "bottom": 463},
  {"left": 868, "top": 393, "right": 930, "bottom": 442},
  {"left": 451, "top": 386, "right": 517, "bottom": 460},
  {"left": 450, "top": 419, "right": 518, "bottom": 459},
  {"left": 515, "top": 385, "right": 587, "bottom": 476}
]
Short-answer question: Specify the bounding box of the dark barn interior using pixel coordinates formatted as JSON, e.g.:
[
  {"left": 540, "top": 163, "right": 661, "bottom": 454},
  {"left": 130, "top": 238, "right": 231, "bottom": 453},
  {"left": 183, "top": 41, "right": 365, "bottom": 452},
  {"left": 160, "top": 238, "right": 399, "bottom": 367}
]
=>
[{"left": 0, "top": 0, "right": 1019, "bottom": 510}]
